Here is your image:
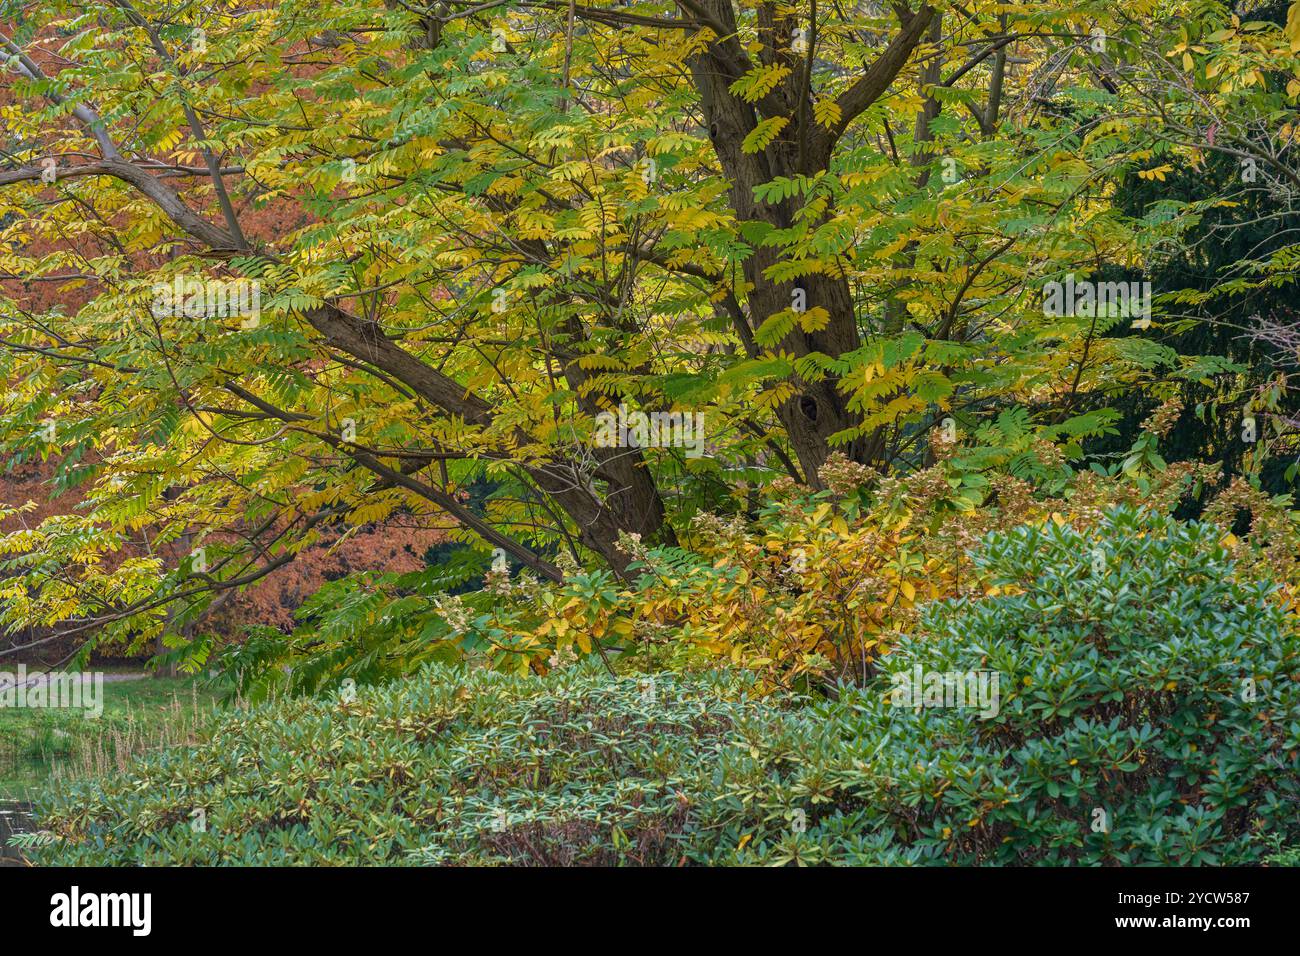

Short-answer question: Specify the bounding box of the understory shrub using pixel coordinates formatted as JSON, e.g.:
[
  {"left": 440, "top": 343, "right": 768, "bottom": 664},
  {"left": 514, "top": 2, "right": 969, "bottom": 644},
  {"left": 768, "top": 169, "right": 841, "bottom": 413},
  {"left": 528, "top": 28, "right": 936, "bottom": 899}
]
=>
[
  {"left": 31, "top": 509, "right": 1300, "bottom": 866},
  {"left": 226, "top": 436, "right": 1300, "bottom": 698},
  {"left": 694, "top": 508, "right": 1300, "bottom": 864},
  {"left": 30, "top": 665, "right": 786, "bottom": 866}
]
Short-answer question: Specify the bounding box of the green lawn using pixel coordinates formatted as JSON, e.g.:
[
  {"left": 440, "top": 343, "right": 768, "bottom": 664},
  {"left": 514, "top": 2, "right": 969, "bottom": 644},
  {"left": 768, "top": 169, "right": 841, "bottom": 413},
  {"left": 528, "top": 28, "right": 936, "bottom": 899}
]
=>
[{"left": 0, "top": 670, "right": 227, "bottom": 801}]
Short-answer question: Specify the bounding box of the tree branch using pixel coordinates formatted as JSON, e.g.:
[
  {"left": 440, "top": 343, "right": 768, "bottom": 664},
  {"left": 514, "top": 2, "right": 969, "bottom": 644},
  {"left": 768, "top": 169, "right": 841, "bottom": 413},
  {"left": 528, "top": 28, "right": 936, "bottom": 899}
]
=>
[{"left": 822, "top": 4, "right": 935, "bottom": 151}]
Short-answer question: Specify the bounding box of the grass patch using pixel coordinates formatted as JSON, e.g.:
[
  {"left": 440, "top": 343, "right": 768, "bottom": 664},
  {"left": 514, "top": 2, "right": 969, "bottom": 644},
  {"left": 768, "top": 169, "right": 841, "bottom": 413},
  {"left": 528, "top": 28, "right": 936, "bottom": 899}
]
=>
[{"left": 0, "top": 671, "right": 226, "bottom": 801}]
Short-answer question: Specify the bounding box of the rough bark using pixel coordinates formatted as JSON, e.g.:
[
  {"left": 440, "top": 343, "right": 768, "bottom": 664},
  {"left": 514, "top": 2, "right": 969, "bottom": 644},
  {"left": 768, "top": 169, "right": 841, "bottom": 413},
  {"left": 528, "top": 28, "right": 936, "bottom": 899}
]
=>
[{"left": 684, "top": 2, "right": 935, "bottom": 481}]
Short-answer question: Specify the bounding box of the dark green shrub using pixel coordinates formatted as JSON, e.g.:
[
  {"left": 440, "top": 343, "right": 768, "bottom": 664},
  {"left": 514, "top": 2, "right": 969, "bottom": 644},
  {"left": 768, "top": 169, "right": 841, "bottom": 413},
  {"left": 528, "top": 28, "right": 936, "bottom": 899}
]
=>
[{"left": 691, "top": 507, "right": 1300, "bottom": 864}]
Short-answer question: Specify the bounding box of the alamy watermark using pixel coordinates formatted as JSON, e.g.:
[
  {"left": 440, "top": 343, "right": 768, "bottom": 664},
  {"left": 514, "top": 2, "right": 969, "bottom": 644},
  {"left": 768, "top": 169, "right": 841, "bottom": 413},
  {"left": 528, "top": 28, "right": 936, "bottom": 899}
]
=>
[
  {"left": 592, "top": 403, "right": 705, "bottom": 458},
  {"left": 0, "top": 665, "right": 103, "bottom": 718},
  {"left": 890, "top": 665, "right": 1001, "bottom": 719},
  {"left": 1042, "top": 273, "right": 1152, "bottom": 327},
  {"left": 50, "top": 886, "right": 151, "bottom": 936},
  {"left": 150, "top": 275, "right": 261, "bottom": 328}
]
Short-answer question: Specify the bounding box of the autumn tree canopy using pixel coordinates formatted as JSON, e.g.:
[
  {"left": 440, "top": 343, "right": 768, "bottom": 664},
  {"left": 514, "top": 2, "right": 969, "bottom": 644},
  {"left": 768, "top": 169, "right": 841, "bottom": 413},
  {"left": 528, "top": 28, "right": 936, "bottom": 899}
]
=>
[{"left": 1, "top": 0, "right": 1298, "bottom": 665}]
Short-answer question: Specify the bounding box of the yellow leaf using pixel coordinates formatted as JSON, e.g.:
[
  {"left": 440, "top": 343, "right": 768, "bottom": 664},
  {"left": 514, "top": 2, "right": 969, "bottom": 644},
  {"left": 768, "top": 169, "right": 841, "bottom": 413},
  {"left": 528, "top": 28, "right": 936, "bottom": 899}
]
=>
[
  {"left": 742, "top": 116, "right": 788, "bottom": 154},
  {"left": 1286, "top": 3, "right": 1300, "bottom": 43},
  {"left": 1138, "top": 164, "right": 1172, "bottom": 182},
  {"left": 813, "top": 98, "right": 842, "bottom": 129},
  {"left": 798, "top": 306, "right": 831, "bottom": 333}
]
